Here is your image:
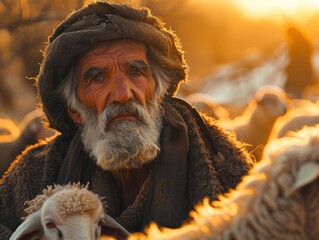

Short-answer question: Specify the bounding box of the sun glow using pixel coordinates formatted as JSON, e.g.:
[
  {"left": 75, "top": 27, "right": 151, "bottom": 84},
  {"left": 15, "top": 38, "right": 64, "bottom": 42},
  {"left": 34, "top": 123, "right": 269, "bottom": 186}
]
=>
[{"left": 231, "top": 0, "right": 319, "bottom": 22}]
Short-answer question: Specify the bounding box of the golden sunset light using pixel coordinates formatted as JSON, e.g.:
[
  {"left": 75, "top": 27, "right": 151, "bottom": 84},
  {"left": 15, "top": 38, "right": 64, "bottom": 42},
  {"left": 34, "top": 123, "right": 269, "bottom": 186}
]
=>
[
  {"left": 231, "top": 0, "right": 319, "bottom": 22},
  {"left": 1, "top": 1, "right": 319, "bottom": 238}
]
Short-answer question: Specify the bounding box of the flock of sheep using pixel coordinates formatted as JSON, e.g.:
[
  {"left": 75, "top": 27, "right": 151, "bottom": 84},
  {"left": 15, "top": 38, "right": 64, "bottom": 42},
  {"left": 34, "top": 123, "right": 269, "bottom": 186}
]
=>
[
  {"left": 187, "top": 85, "right": 319, "bottom": 161},
  {"left": 2, "top": 85, "right": 319, "bottom": 239}
]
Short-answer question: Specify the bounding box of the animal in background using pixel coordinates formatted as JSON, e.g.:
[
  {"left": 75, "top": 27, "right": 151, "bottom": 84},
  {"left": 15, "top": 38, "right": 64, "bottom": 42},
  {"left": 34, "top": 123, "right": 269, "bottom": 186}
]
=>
[
  {"left": 0, "top": 115, "right": 20, "bottom": 138},
  {"left": 0, "top": 110, "right": 56, "bottom": 177},
  {"left": 10, "top": 183, "right": 129, "bottom": 240},
  {"left": 220, "top": 85, "right": 288, "bottom": 161},
  {"left": 270, "top": 100, "right": 319, "bottom": 140},
  {"left": 284, "top": 26, "right": 315, "bottom": 98},
  {"left": 130, "top": 124, "right": 319, "bottom": 240},
  {"left": 184, "top": 92, "right": 230, "bottom": 119}
]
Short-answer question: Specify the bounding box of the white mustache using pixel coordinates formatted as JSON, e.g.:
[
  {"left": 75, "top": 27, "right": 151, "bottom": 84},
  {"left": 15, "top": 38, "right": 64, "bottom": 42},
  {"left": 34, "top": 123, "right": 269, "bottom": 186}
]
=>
[{"left": 99, "top": 101, "right": 149, "bottom": 129}]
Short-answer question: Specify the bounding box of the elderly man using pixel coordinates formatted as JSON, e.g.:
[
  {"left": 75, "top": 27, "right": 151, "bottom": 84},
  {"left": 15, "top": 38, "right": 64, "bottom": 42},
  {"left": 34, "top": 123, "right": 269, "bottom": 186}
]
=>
[{"left": 0, "top": 1, "right": 254, "bottom": 239}]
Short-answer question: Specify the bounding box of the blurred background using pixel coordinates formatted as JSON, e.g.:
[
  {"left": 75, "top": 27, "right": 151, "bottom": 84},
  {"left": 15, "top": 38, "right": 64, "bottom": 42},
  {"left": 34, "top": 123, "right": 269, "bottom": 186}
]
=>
[{"left": 0, "top": 0, "right": 319, "bottom": 119}]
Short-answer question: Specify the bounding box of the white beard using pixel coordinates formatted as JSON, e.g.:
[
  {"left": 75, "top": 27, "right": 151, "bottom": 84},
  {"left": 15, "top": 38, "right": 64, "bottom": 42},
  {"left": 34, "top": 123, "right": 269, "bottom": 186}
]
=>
[{"left": 79, "top": 99, "right": 163, "bottom": 170}]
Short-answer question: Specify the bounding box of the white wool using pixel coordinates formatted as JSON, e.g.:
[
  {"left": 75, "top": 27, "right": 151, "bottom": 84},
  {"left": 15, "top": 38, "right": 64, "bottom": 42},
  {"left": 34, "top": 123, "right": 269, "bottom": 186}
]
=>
[{"left": 130, "top": 124, "right": 319, "bottom": 240}]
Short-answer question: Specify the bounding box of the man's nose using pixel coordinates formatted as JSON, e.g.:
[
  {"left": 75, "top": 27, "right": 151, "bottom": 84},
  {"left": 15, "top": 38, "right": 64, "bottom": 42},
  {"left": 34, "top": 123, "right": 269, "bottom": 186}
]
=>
[{"left": 109, "top": 76, "right": 133, "bottom": 104}]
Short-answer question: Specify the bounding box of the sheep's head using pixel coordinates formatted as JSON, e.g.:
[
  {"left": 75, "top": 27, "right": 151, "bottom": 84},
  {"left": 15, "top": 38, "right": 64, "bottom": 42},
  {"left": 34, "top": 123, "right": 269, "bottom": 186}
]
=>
[
  {"left": 10, "top": 183, "right": 129, "bottom": 240},
  {"left": 254, "top": 85, "right": 288, "bottom": 120}
]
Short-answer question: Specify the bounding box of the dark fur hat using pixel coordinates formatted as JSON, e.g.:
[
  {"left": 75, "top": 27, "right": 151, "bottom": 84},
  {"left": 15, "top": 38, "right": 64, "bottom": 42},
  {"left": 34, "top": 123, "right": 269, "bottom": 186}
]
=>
[{"left": 37, "top": 1, "right": 188, "bottom": 133}]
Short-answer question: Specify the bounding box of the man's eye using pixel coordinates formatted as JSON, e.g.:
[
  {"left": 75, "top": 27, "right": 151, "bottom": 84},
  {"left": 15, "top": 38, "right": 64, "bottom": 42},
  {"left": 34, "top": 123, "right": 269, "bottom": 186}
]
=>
[
  {"left": 92, "top": 75, "right": 104, "bottom": 82},
  {"left": 130, "top": 67, "right": 144, "bottom": 76}
]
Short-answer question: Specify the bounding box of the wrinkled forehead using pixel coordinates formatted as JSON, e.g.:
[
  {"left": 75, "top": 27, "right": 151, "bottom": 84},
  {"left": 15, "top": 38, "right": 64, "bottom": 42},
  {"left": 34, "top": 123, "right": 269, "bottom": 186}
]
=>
[{"left": 77, "top": 40, "right": 147, "bottom": 63}]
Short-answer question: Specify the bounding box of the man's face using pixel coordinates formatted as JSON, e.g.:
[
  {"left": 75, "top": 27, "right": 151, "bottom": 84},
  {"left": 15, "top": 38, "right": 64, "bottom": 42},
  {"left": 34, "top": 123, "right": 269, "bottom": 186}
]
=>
[
  {"left": 74, "top": 40, "right": 156, "bottom": 122},
  {"left": 70, "top": 40, "right": 163, "bottom": 170}
]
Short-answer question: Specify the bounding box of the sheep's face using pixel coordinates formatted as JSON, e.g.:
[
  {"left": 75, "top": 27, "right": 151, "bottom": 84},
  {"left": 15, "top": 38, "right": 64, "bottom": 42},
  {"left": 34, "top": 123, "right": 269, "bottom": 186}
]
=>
[
  {"left": 11, "top": 184, "right": 129, "bottom": 240},
  {"left": 41, "top": 210, "right": 105, "bottom": 240},
  {"left": 40, "top": 190, "right": 105, "bottom": 240},
  {"left": 256, "top": 92, "right": 287, "bottom": 120}
]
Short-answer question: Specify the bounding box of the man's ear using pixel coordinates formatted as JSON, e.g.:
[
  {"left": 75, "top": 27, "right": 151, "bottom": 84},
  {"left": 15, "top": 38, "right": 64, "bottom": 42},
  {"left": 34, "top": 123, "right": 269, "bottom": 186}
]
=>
[{"left": 67, "top": 107, "right": 83, "bottom": 124}]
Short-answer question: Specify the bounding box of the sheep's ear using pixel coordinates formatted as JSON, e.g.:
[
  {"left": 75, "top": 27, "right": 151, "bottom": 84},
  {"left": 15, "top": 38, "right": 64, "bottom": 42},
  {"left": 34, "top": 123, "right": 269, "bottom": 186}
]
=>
[
  {"left": 286, "top": 162, "right": 319, "bottom": 197},
  {"left": 101, "top": 215, "right": 130, "bottom": 239},
  {"left": 10, "top": 211, "right": 43, "bottom": 240}
]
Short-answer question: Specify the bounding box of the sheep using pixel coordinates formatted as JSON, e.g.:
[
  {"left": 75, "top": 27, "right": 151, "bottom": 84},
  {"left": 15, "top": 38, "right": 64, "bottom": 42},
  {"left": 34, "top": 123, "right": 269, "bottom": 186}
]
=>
[
  {"left": 269, "top": 103, "right": 319, "bottom": 140},
  {"left": 220, "top": 85, "right": 288, "bottom": 160},
  {"left": 130, "top": 124, "right": 319, "bottom": 240},
  {"left": 10, "top": 183, "right": 129, "bottom": 240},
  {"left": 0, "top": 110, "right": 56, "bottom": 177},
  {"left": 184, "top": 93, "right": 230, "bottom": 119}
]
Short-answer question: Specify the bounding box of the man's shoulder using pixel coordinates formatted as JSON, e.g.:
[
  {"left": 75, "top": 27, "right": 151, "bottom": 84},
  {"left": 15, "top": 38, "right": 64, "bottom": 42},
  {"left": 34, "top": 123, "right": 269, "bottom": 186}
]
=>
[
  {"left": 166, "top": 97, "right": 233, "bottom": 140},
  {"left": 18, "top": 136, "right": 57, "bottom": 160},
  {"left": 199, "top": 112, "right": 235, "bottom": 137},
  {"left": 4, "top": 134, "right": 69, "bottom": 177},
  {"left": 2, "top": 142, "right": 48, "bottom": 179},
  {"left": 25, "top": 132, "right": 72, "bottom": 161},
  {"left": 15, "top": 136, "right": 65, "bottom": 168}
]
